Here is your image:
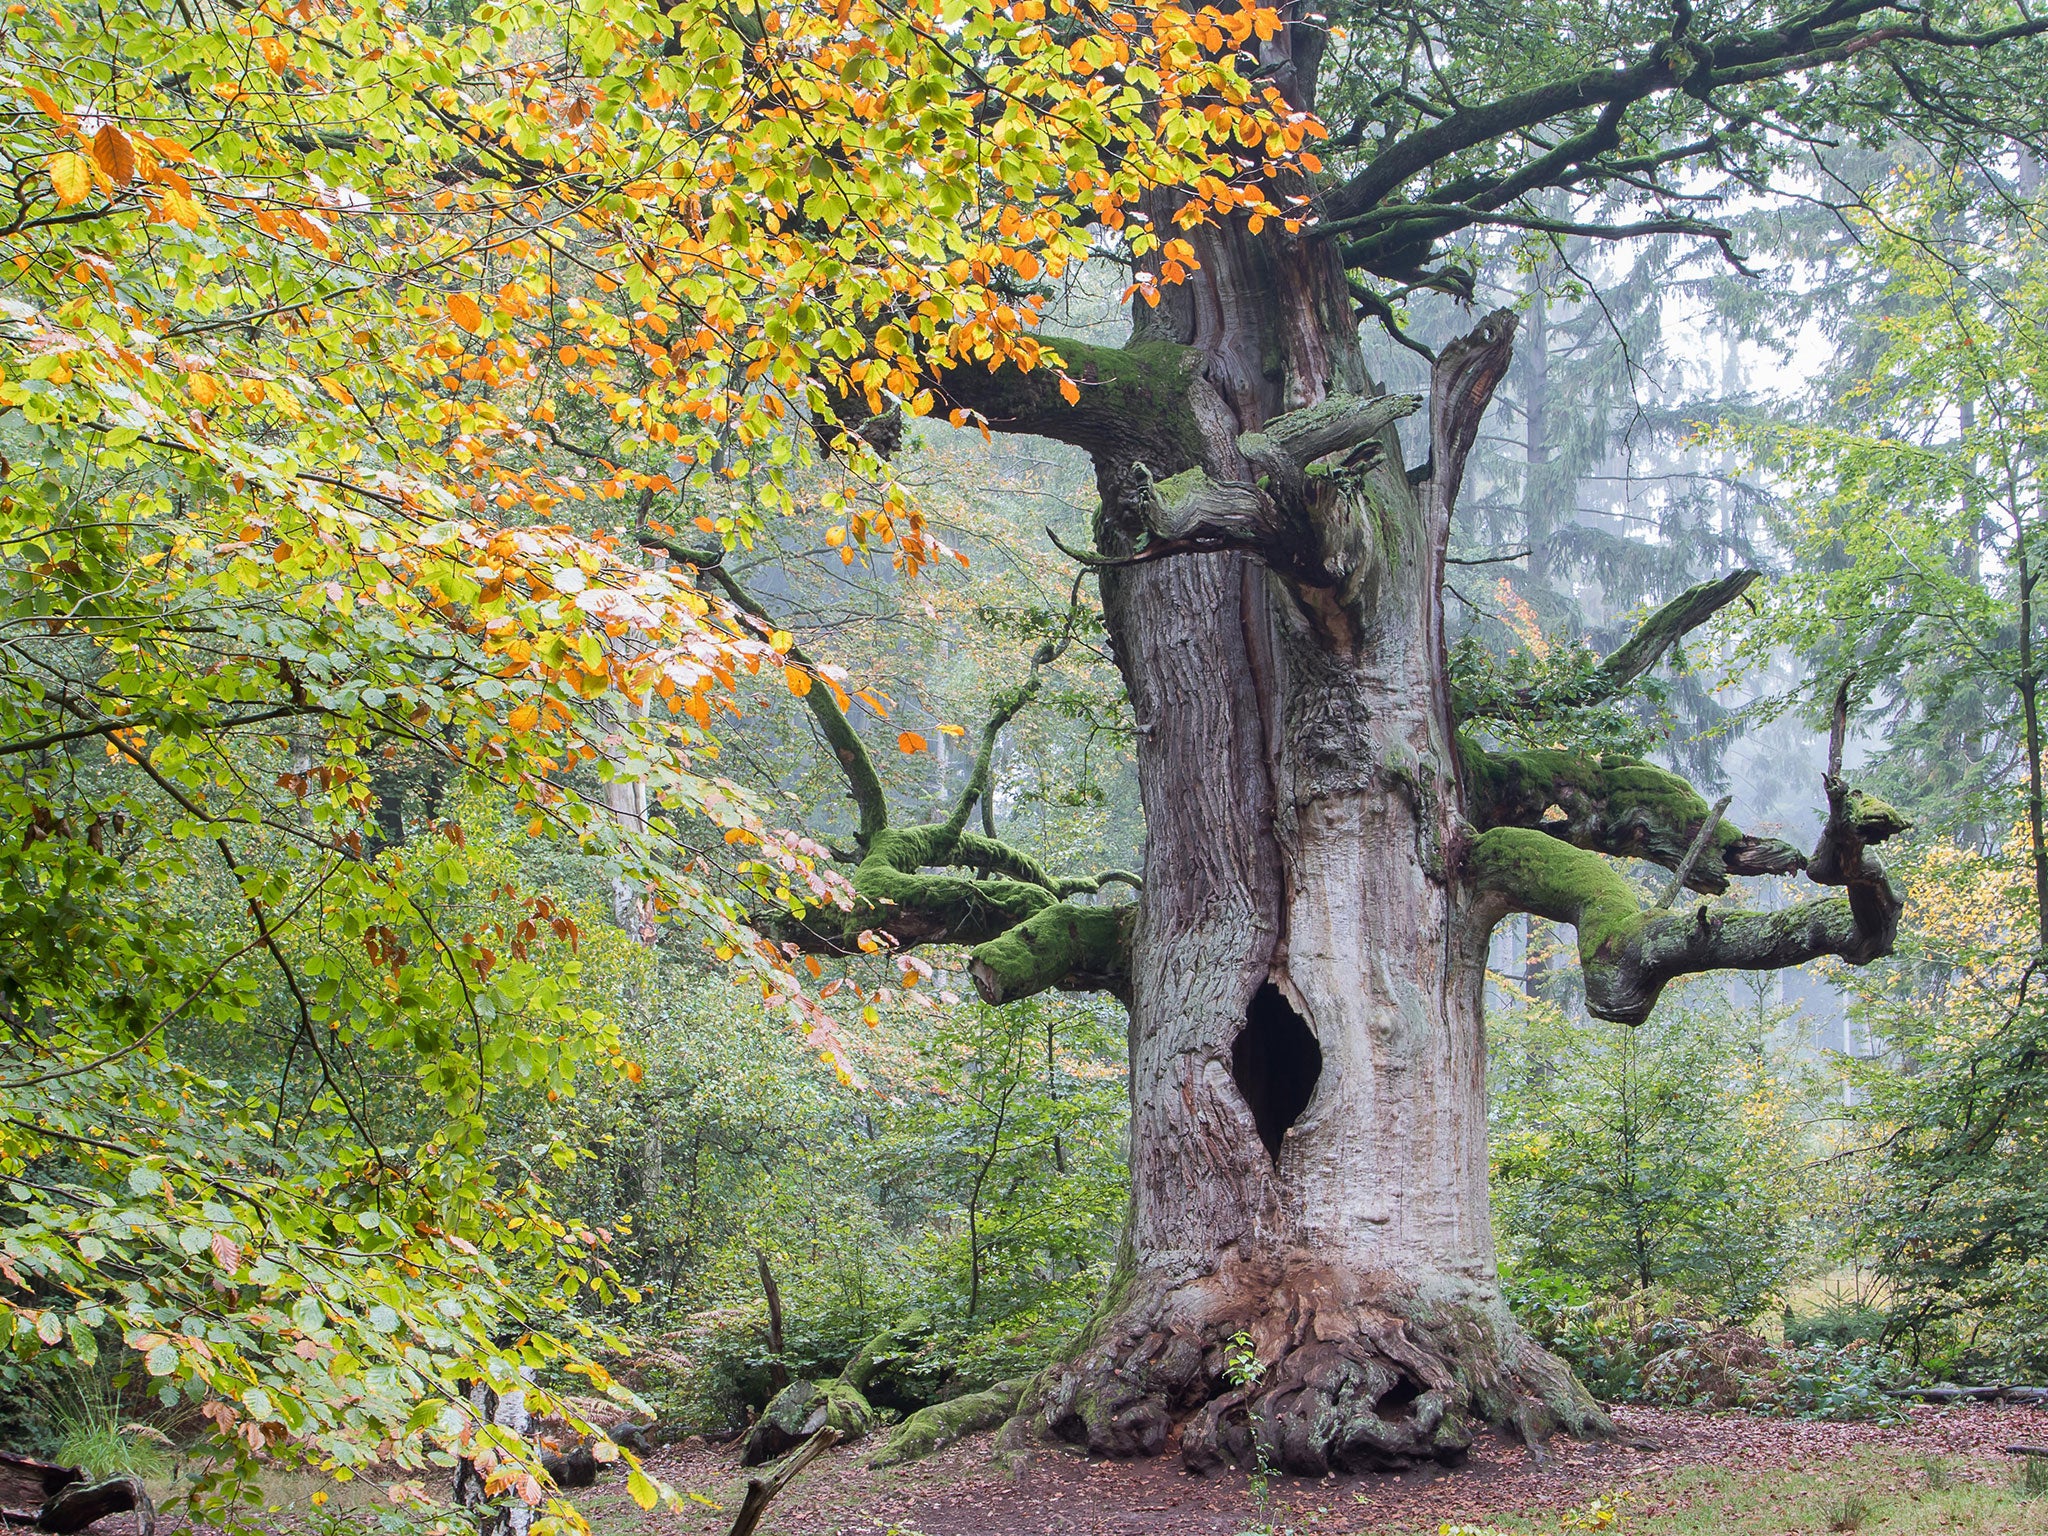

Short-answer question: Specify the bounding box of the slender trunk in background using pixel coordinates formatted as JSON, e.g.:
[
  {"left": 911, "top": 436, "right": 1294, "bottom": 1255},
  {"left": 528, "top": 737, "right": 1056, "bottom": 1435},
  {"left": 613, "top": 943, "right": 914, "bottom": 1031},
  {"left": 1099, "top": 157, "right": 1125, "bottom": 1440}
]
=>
[
  {"left": 1521, "top": 269, "right": 1554, "bottom": 594},
  {"left": 2011, "top": 472, "right": 2048, "bottom": 949},
  {"left": 757, "top": 1250, "right": 789, "bottom": 1392},
  {"left": 454, "top": 1369, "right": 534, "bottom": 1536}
]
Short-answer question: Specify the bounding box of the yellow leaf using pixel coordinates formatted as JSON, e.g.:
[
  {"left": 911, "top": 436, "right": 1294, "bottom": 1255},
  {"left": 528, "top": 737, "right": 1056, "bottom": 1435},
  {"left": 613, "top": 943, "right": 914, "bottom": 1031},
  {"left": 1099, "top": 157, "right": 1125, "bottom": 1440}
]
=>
[
  {"left": 938, "top": 723, "right": 965, "bottom": 737},
  {"left": 90, "top": 124, "right": 134, "bottom": 186},
  {"left": 188, "top": 373, "right": 219, "bottom": 406},
  {"left": 159, "top": 187, "right": 204, "bottom": 228},
  {"left": 784, "top": 666, "right": 811, "bottom": 697},
  {"left": 525, "top": 817, "right": 546, "bottom": 836},
  {"left": 623, "top": 1061, "right": 644, "bottom": 1084},
  {"left": 319, "top": 374, "right": 355, "bottom": 406},
  {"left": 508, "top": 704, "right": 540, "bottom": 732},
  {"left": 626, "top": 1469, "right": 658, "bottom": 1510},
  {"left": 768, "top": 629, "right": 794, "bottom": 654},
  {"left": 447, "top": 294, "right": 485, "bottom": 334},
  {"left": 897, "top": 731, "right": 928, "bottom": 754},
  {"left": 48, "top": 153, "right": 91, "bottom": 207}
]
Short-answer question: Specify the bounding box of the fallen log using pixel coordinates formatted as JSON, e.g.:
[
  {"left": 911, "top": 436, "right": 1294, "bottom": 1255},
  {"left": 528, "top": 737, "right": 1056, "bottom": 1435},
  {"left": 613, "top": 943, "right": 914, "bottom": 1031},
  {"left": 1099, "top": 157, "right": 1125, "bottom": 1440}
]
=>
[
  {"left": 2004, "top": 1444, "right": 2048, "bottom": 1457},
  {"left": 0, "top": 1454, "right": 153, "bottom": 1535},
  {"left": 1885, "top": 1385, "right": 2005, "bottom": 1403},
  {"left": 725, "top": 1427, "right": 839, "bottom": 1536},
  {"left": 36, "top": 1478, "right": 153, "bottom": 1536}
]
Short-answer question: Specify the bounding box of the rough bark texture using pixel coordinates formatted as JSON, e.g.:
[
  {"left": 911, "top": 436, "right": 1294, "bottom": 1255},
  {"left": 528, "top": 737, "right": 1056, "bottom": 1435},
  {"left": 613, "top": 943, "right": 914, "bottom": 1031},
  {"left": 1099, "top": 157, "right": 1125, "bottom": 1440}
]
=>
[{"left": 982, "top": 192, "right": 1611, "bottom": 1473}]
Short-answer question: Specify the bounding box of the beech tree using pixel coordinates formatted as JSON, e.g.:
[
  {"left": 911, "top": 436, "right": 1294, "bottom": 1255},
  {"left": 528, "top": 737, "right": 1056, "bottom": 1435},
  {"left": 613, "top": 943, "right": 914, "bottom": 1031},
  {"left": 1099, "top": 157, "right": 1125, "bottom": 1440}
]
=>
[{"left": 690, "top": 0, "right": 2048, "bottom": 1477}]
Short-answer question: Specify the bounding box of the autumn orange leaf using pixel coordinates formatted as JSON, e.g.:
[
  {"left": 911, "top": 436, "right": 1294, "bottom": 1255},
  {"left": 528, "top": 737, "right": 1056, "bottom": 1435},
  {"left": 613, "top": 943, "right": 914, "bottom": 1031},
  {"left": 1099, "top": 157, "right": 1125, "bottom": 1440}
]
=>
[
  {"left": 24, "top": 86, "right": 69, "bottom": 128},
  {"left": 447, "top": 294, "right": 485, "bottom": 333},
  {"left": 90, "top": 125, "right": 135, "bottom": 185},
  {"left": 897, "top": 732, "right": 928, "bottom": 753}
]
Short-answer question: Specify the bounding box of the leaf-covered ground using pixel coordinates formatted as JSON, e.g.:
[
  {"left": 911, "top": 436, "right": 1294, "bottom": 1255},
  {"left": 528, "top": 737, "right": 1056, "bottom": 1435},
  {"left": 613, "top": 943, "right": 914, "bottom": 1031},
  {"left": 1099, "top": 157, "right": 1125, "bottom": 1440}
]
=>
[{"left": 581, "top": 1403, "right": 2048, "bottom": 1536}]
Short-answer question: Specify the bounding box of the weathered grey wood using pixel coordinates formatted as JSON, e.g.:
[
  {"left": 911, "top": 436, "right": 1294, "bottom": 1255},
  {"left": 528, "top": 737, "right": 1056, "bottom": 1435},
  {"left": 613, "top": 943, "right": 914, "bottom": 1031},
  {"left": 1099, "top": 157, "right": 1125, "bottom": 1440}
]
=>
[
  {"left": 725, "top": 1426, "right": 839, "bottom": 1536},
  {"left": 36, "top": 1475, "right": 152, "bottom": 1536}
]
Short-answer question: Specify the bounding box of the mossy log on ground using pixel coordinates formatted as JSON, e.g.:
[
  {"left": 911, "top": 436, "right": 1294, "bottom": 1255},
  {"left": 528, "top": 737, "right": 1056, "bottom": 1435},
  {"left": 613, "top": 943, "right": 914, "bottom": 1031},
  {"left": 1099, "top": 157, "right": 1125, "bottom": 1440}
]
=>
[
  {"left": 740, "top": 1377, "right": 874, "bottom": 1467},
  {"left": 867, "top": 1376, "right": 1033, "bottom": 1467}
]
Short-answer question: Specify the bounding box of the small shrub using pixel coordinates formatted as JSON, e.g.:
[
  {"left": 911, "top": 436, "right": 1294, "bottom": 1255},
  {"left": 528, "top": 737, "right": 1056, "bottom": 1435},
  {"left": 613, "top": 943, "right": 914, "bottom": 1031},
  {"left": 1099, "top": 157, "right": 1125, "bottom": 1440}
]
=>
[
  {"left": 1827, "top": 1492, "right": 1868, "bottom": 1531},
  {"left": 1784, "top": 1299, "right": 1888, "bottom": 1350},
  {"left": 1559, "top": 1492, "right": 1627, "bottom": 1529},
  {"left": 39, "top": 1367, "right": 171, "bottom": 1482},
  {"left": 1921, "top": 1455, "right": 1952, "bottom": 1491}
]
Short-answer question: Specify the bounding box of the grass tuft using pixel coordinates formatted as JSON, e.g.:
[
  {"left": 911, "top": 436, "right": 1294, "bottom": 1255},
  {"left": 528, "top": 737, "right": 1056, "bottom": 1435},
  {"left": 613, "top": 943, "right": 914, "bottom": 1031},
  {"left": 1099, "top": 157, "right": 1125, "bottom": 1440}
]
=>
[
  {"left": 1827, "top": 1492, "right": 1869, "bottom": 1531},
  {"left": 2014, "top": 1452, "right": 2048, "bottom": 1499},
  {"left": 40, "top": 1366, "right": 172, "bottom": 1482}
]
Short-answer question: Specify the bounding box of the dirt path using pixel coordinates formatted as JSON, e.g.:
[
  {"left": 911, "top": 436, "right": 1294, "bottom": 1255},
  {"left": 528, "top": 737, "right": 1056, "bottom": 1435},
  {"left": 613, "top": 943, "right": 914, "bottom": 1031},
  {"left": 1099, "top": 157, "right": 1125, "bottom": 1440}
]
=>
[{"left": 586, "top": 1402, "right": 2047, "bottom": 1536}]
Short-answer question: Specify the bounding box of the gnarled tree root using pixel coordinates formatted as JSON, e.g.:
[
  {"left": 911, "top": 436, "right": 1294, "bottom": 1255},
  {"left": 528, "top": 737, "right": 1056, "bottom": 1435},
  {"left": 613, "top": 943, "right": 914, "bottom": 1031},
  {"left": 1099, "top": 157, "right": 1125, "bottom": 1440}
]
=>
[{"left": 1014, "top": 1265, "right": 1607, "bottom": 1476}]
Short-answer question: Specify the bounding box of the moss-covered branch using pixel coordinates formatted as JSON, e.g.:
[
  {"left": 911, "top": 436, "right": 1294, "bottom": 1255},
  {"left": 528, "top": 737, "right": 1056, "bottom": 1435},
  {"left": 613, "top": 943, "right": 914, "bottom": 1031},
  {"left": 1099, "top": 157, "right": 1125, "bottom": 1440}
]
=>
[
  {"left": 1462, "top": 737, "right": 1805, "bottom": 893},
  {"left": 968, "top": 898, "right": 1134, "bottom": 1004},
  {"left": 1469, "top": 777, "right": 1907, "bottom": 1024},
  {"left": 1588, "top": 570, "right": 1759, "bottom": 699},
  {"left": 754, "top": 824, "right": 1133, "bottom": 1000}
]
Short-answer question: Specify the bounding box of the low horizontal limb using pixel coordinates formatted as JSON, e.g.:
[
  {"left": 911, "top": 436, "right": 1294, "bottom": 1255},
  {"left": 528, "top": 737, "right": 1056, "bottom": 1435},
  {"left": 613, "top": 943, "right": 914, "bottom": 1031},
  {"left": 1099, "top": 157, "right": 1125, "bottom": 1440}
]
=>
[
  {"left": 1463, "top": 739, "right": 1805, "bottom": 893},
  {"left": 1470, "top": 777, "right": 1906, "bottom": 1023},
  {"left": 968, "top": 899, "right": 1134, "bottom": 1004}
]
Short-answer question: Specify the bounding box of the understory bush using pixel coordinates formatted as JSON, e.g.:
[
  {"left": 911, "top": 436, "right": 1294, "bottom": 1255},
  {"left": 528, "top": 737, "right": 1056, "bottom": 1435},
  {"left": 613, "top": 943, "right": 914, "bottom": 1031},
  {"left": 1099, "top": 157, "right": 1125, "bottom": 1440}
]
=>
[
  {"left": 1509, "top": 1279, "right": 1904, "bottom": 1421},
  {"left": 552, "top": 984, "right": 1129, "bottom": 1434}
]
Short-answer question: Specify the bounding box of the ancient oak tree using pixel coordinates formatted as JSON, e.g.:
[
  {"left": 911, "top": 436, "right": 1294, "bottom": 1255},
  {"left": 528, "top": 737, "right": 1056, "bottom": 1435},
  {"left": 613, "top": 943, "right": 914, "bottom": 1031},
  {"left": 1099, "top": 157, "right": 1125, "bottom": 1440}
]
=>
[{"left": 691, "top": 0, "right": 2048, "bottom": 1476}]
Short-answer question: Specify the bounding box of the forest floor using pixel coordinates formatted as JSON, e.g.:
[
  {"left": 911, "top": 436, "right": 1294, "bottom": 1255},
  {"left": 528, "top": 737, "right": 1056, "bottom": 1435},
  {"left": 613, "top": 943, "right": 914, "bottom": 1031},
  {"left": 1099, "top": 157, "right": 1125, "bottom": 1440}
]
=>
[{"left": 579, "top": 1402, "right": 2048, "bottom": 1536}]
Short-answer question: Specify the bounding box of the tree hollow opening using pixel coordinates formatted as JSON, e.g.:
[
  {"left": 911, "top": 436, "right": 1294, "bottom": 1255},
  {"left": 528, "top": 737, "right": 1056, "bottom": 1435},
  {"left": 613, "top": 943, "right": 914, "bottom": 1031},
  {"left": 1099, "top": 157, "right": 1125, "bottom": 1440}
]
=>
[{"left": 1231, "top": 983, "right": 1322, "bottom": 1162}]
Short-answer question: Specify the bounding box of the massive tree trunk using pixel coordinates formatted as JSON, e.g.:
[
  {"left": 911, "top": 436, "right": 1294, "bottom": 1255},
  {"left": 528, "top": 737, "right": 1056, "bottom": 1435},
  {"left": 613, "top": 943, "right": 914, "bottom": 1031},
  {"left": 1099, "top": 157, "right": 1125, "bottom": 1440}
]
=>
[
  {"left": 1007, "top": 208, "right": 1601, "bottom": 1474},
  {"left": 723, "top": 19, "right": 1912, "bottom": 1476},
  {"left": 897, "top": 179, "right": 1900, "bottom": 1475}
]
